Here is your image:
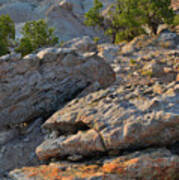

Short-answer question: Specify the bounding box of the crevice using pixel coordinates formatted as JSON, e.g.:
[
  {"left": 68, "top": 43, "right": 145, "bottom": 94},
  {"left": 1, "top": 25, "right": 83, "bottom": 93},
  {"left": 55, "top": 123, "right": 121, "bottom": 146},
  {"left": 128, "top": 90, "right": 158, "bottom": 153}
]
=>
[
  {"left": 50, "top": 142, "right": 179, "bottom": 164},
  {"left": 7, "top": 80, "right": 92, "bottom": 134},
  {"left": 55, "top": 121, "right": 90, "bottom": 136},
  {"left": 167, "top": 141, "right": 179, "bottom": 155},
  {"left": 95, "top": 130, "right": 108, "bottom": 152}
]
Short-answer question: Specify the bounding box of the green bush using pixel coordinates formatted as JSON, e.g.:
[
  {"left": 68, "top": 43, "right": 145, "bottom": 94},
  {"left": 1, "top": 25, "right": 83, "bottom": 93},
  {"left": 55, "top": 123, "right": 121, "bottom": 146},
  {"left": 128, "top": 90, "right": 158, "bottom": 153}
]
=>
[
  {"left": 173, "top": 14, "right": 179, "bottom": 26},
  {"left": 93, "top": 36, "right": 100, "bottom": 44},
  {"left": 137, "top": 0, "right": 174, "bottom": 34},
  {"left": 0, "top": 14, "right": 15, "bottom": 56},
  {"left": 106, "top": 0, "right": 146, "bottom": 43},
  {"left": 16, "top": 19, "right": 59, "bottom": 56},
  {"left": 84, "top": 0, "right": 175, "bottom": 43},
  {"left": 84, "top": 0, "right": 104, "bottom": 28}
]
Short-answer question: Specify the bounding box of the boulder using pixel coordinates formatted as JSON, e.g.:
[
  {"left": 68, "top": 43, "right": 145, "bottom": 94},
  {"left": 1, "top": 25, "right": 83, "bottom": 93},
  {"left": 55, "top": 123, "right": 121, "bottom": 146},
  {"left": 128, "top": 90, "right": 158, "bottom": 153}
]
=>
[
  {"left": 0, "top": 118, "right": 44, "bottom": 177},
  {"left": 158, "top": 31, "right": 179, "bottom": 49},
  {"left": 36, "top": 80, "right": 179, "bottom": 161},
  {"left": 36, "top": 129, "right": 105, "bottom": 161},
  {"left": 0, "top": 45, "right": 115, "bottom": 129},
  {"left": 62, "top": 36, "right": 96, "bottom": 53},
  {"left": 97, "top": 43, "right": 120, "bottom": 63},
  {"left": 46, "top": 4, "right": 97, "bottom": 41}
]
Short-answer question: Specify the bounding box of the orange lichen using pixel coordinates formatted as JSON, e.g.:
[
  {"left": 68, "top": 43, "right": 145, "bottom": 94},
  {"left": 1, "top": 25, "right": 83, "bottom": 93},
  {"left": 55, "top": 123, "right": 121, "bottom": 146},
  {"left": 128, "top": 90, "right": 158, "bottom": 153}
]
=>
[
  {"left": 16, "top": 156, "right": 178, "bottom": 180},
  {"left": 103, "top": 158, "right": 139, "bottom": 174},
  {"left": 23, "top": 165, "right": 62, "bottom": 180}
]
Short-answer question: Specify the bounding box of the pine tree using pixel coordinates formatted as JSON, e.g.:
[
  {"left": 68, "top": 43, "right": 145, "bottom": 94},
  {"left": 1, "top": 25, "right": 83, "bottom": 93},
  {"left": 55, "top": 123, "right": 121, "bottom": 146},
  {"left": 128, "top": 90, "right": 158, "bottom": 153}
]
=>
[
  {"left": 138, "top": 0, "right": 174, "bottom": 34},
  {"left": 84, "top": 0, "right": 104, "bottom": 28},
  {"left": 84, "top": 0, "right": 175, "bottom": 43},
  {"left": 16, "top": 19, "right": 58, "bottom": 56},
  {"left": 0, "top": 15, "right": 15, "bottom": 56}
]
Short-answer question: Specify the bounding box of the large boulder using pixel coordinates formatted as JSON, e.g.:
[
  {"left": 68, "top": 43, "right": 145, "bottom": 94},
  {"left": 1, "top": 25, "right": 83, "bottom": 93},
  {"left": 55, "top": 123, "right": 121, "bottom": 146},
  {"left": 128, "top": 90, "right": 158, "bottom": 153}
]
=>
[
  {"left": 0, "top": 45, "right": 115, "bottom": 130},
  {"left": 0, "top": 41, "right": 115, "bottom": 177},
  {"left": 36, "top": 81, "right": 179, "bottom": 161},
  {"left": 62, "top": 36, "right": 96, "bottom": 53}
]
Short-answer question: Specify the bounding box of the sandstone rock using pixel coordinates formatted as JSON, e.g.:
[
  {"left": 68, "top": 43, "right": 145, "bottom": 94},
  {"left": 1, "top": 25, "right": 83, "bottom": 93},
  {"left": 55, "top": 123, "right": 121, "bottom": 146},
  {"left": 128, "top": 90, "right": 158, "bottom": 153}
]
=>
[
  {"left": 62, "top": 36, "right": 96, "bottom": 53},
  {"left": 97, "top": 43, "right": 120, "bottom": 63},
  {"left": 0, "top": 45, "right": 115, "bottom": 129},
  {"left": 1, "top": 1, "right": 179, "bottom": 179},
  {"left": 36, "top": 80, "right": 179, "bottom": 161},
  {"left": 121, "top": 35, "right": 149, "bottom": 54},
  {"left": 36, "top": 129, "right": 105, "bottom": 161},
  {"left": 10, "top": 148, "right": 179, "bottom": 180}
]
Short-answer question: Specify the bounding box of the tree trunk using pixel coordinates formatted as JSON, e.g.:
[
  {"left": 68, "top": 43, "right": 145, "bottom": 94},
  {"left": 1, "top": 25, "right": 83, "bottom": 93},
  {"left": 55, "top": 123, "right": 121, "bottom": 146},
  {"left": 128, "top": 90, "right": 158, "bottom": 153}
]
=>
[
  {"left": 150, "top": 23, "right": 158, "bottom": 35},
  {"left": 112, "top": 33, "right": 116, "bottom": 44}
]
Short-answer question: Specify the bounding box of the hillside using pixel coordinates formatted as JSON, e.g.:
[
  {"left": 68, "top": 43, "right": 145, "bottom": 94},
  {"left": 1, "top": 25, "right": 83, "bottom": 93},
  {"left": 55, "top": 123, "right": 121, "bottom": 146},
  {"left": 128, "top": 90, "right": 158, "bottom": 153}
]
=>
[
  {"left": 0, "top": 0, "right": 179, "bottom": 180},
  {"left": 0, "top": 0, "right": 114, "bottom": 41}
]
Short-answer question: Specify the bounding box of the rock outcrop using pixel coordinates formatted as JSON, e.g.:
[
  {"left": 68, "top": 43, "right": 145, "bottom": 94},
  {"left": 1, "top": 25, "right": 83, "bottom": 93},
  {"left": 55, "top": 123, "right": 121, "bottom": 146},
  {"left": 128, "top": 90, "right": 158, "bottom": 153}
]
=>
[
  {"left": 0, "top": 46, "right": 115, "bottom": 129},
  {"left": 0, "top": 39, "right": 115, "bottom": 177},
  {"left": 10, "top": 148, "right": 179, "bottom": 180},
  {"left": 5, "top": 32, "right": 179, "bottom": 180},
  {"left": 0, "top": 28, "right": 179, "bottom": 179},
  {"left": 36, "top": 80, "right": 178, "bottom": 160}
]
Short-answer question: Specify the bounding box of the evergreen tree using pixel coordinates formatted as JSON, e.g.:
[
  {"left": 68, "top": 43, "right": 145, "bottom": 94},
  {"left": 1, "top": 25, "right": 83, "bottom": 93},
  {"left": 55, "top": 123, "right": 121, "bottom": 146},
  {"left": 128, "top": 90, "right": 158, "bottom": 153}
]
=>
[
  {"left": 84, "top": 0, "right": 104, "bottom": 28},
  {"left": 84, "top": 0, "right": 175, "bottom": 43},
  {"left": 106, "top": 0, "right": 145, "bottom": 43},
  {"left": 16, "top": 19, "right": 58, "bottom": 56},
  {"left": 138, "top": 0, "right": 174, "bottom": 34},
  {"left": 0, "top": 14, "right": 15, "bottom": 56}
]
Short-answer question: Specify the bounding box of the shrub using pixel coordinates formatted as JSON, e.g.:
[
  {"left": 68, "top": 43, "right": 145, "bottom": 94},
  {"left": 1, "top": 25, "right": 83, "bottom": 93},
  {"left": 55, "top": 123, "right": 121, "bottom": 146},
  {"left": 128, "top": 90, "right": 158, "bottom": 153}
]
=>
[
  {"left": 173, "top": 14, "right": 179, "bottom": 26},
  {"left": 0, "top": 14, "right": 15, "bottom": 56},
  {"left": 59, "top": 40, "right": 65, "bottom": 47},
  {"left": 106, "top": 0, "right": 146, "bottom": 43},
  {"left": 84, "top": 0, "right": 104, "bottom": 28},
  {"left": 93, "top": 37, "right": 100, "bottom": 44},
  {"left": 130, "top": 59, "right": 137, "bottom": 65},
  {"left": 16, "top": 19, "right": 58, "bottom": 56},
  {"left": 138, "top": 0, "right": 174, "bottom": 34}
]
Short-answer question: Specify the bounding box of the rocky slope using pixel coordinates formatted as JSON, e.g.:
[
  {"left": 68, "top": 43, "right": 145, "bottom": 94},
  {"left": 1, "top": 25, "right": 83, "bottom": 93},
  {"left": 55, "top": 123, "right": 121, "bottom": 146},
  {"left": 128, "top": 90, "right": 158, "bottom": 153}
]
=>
[
  {"left": 0, "top": 36, "right": 115, "bottom": 178},
  {"left": 0, "top": 0, "right": 178, "bottom": 41},
  {"left": 0, "top": 29, "right": 178, "bottom": 179},
  {"left": 0, "top": 1, "right": 179, "bottom": 179}
]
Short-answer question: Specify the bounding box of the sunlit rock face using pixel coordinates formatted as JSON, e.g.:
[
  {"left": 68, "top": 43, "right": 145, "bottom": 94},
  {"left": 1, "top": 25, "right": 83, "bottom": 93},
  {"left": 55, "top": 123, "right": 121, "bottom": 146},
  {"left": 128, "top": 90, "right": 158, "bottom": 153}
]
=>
[{"left": 0, "top": 1, "right": 178, "bottom": 179}]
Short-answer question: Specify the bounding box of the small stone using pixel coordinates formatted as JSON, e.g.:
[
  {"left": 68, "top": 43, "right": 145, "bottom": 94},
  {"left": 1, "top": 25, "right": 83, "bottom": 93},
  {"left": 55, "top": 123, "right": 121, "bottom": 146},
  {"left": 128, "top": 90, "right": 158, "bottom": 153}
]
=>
[{"left": 67, "top": 154, "right": 83, "bottom": 161}]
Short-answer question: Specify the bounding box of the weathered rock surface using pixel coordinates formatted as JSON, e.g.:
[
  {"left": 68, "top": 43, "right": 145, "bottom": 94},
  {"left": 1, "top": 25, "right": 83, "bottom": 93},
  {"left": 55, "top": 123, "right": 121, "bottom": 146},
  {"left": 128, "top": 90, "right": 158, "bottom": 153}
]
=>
[
  {"left": 36, "top": 129, "right": 106, "bottom": 161},
  {"left": 1, "top": 31, "right": 179, "bottom": 179},
  {"left": 0, "top": 39, "right": 115, "bottom": 177},
  {"left": 9, "top": 33, "right": 179, "bottom": 180},
  {"left": 10, "top": 148, "right": 179, "bottom": 180},
  {"left": 36, "top": 78, "right": 179, "bottom": 161},
  {"left": 0, "top": 118, "right": 44, "bottom": 177},
  {"left": 0, "top": 46, "right": 115, "bottom": 129}
]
